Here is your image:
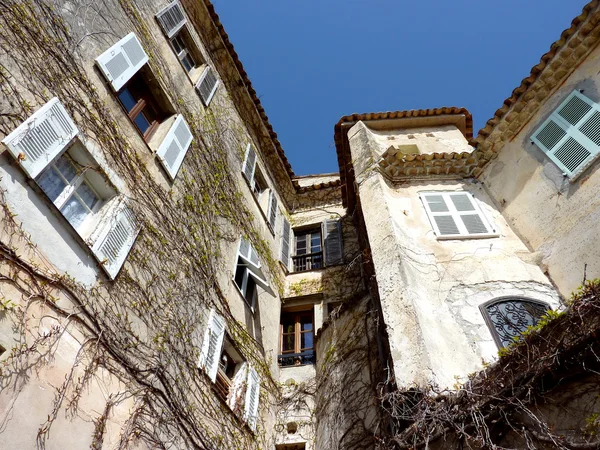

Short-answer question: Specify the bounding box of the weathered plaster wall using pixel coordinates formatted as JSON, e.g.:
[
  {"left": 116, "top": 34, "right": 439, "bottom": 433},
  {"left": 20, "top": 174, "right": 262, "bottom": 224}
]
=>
[
  {"left": 480, "top": 43, "right": 600, "bottom": 297},
  {"left": 370, "top": 124, "right": 473, "bottom": 155},
  {"left": 348, "top": 121, "right": 560, "bottom": 389}
]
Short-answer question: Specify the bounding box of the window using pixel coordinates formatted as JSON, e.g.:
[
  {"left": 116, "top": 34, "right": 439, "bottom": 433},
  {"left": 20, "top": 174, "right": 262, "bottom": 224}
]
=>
[
  {"left": 198, "top": 309, "right": 261, "bottom": 430},
  {"left": 170, "top": 32, "right": 196, "bottom": 72},
  {"left": 532, "top": 90, "right": 600, "bottom": 179},
  {"left": 116, "top": 70, "right": 169, "bottom": 141},
  {"left": 293, "top": 228, "right": 323, "bottom": 272},
  {"left": 233, "top": 238, "right": 273, "bottom": 309},
  {"left": 278, "top": 310, "right": 315, "bottom": 367},
  {"left": 96, "top": 33, "right": 193, "bottom": 181},
  {"left": 37, "top": 153, "right": 103, "bottom": 233},
  {"left": 481, "top": 298, "right": 550, "bottom": 348},
  {"left": 420, "top": 191, "right": 497, "bottom": 240},
  {"left": 241, "top": 144, "right": 278, "bottom": 232},
  {"left": 288, "top": 218, "right": 343, "bottom": 272},
  {"left": 2, "top": 97, "right": 139, "bottom": 280}
]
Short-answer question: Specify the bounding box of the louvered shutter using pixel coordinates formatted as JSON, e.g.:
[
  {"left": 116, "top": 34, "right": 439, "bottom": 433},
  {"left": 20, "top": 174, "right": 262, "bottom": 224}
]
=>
[
  {"left": 156, "top": 1, "right": 187, "bottom": 38},
  {"left": 280, "top": 217, "right": 291, "bottom": 269},
  {"left": 227, "top": 362, "right": 248, "bottom": 411},
  {"left": 244, "top": 366, "right": 260, "bottom": 431},
  {"left": 96, "top": 33, "right": 148, "bottom": 92},
  {"left": 196, "top": 66, "right": 219, "bottom": 106},
  {"left": 156, "top": 114, "right": 193, "bottom": 180},
  {"left": 267, "top": 191, "right": 278, "bottom": 230},
  {"left": 2, "top": 98, "right": 78, "bottom": 179},
  {"left": 242, "top": 144, "right": 257, "bottom": 184},
  {"left": 323, "top": 218, "right": 343, "bottom": 266},
  {"left": 532, "top": 90, "right": 600, "bottom": 178},
  {"left": 198, "top": 309, "right": 226, "bottom": 383},
  {"left": 420, "top": 192, "right": 495, "bottom": 239},
  {"left": 91, "top": 203, "right": 140, "bottom": 279},
  {"left": 239, "top": 237, "right": 260, "bottom": 268}
]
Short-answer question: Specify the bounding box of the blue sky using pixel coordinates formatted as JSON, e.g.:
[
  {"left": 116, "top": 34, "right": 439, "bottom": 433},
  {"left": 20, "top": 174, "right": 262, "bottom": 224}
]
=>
[{"left": 212, "top": 0, "right": 589, "bottom": 175}]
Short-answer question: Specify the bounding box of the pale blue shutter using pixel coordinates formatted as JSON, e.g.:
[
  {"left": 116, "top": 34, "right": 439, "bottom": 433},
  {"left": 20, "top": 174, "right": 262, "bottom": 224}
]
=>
[
  {"left": 242, "top": 144, "right": 256, "bottom": 184},
  {"left": 244, "top": 367, "right": 260, "bottom": 431},
  {"left": 196, "top": 67, "right": 219, "bottom": 106},
  {"left": 156, "top": 1, "right": 187, "bottom": 38},
  {"left": 198, "top": 309, "right": 225, "bottom": 383},
  {"left": 156, "top": 114, "right": 193, "bottom": 180},
  {"left": 532, "top": 90, "right": 600, "bottom": 178},
  {"left": 2, "top": 98, "right": 78, "bottom": 178},
  {"left": 96, "top": 33, "right": 148, "bottom": 92},
  {"left": 267, "top": 191, "right": 278, "bottom": 230},
  {"left": 280, "top": 217, "right": 291, "bottom": 268},
  {"left": 322, "top": 218, "right": 343, "bottom": 266}
]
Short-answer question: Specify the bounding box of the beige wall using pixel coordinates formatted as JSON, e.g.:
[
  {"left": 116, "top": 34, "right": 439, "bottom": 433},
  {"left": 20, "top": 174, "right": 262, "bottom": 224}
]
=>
[
  {"left": 348, "top": 121, "right": 560, "bottom": 389},
  {"left": 480, "top": 43, "right": 600, "bottom": 298}
]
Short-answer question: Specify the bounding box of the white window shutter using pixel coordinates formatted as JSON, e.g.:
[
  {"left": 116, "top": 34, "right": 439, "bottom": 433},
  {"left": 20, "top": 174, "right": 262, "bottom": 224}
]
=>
[
  {"left": 267, "top": 191, "right": 278, "bottom": 230},
  {"left": 322, "top": 218, "right": 343, "bottom": 266},
  {"left": 95, "top": 33, "right": 149, "bottom": 92},
  {"left": 156, "top": 114, "right": 193, "bottom": 180},
  {"left": 196, "top": 66, "right": 219, "bottom": 106},
  {"left": 420, "top": 192, "right": 495, "bottom": 240},
  {"left": 227, "top": 362, "right": 248, "bottom": 411},
  {"left": 2, "top": 98, "right": 78, "bottom": 179},
  {"left": 244, "top": 366, "right": 260, "bottom": 431},
  {"left": 242, "top": 144, "right": 257, "bottom": 184},
  {"left": 198, "top": 309, "right": 226, "bottom": 383},
  {"left": 280, "top": 217, "right": 291, "bottom": 268},
  {"left": 91, "top": 203, "right": 140, "bottom": 279},
  {"left": 532, "top": 90, "right": 600, "bottom": 178},
  {"left": 156, "top": 1, "right": 187, "bottom": 38}
]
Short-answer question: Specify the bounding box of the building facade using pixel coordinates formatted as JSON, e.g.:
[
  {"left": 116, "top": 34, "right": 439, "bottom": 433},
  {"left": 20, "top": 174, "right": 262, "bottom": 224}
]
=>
[{"left": 0, "top": 0, "right": 599, "bottom": 449}]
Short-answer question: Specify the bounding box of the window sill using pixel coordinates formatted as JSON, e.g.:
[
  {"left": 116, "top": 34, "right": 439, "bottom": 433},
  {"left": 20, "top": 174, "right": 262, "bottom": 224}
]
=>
[{"left": 435, "top": 233, "right": 499, "bottom": 241}]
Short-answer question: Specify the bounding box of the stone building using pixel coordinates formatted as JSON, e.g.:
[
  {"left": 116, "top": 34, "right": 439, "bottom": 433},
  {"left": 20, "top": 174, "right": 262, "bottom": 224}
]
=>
[{"left": 0, "top": 0, "right": 599, "bottom": 449}]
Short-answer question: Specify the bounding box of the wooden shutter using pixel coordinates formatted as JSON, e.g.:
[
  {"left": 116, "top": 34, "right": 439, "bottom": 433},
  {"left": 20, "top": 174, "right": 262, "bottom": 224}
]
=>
[
  {"left": 244, "top": 366, "right": 260, "bottom": 431},
  {"left": 156, "top": 114, "right": 193, "bottom": 180},
  {"left": 198, "top": 309, "right": 225, "bottom": 383},
  {"left": 156, "top": 1, "right": 187, "bottom": 38},
  {"left": 91, "top": 203, "right": 140, "bottom": 279},
  {"left": 2, "top": 98, "right": 78, "bottom": 179},
  {"left": 323, "top": 218, "right": 343, "bottom": 266},
  {"left": 96, "top": 33, "right": 148, "bottom": 92},
  {"left": 267, "top": 191, "right": 278, "bottom": 230},
  {"left": 196, "top": 66, "right": 219, "bottom": 106},
  {"left": 280, "top": 217, "right": 291, "bottom": 268},
  {"left": 242, "top": 144, "right": 257, "bottom": 184},
  {"left": 532, "top": 90, "right": 600, "bottom": 178},
  {"left": 420, "top": 192, "right": 495, "bottom": 239}
]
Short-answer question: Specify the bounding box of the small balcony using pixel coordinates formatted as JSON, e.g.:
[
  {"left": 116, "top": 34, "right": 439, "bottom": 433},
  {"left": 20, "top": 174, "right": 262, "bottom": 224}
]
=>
[
  {"left": 292, "top": 252, "right": 323, "bottom": 272},
  {"left": 278, "top": 350, "right": 316, "bottom": 367}
]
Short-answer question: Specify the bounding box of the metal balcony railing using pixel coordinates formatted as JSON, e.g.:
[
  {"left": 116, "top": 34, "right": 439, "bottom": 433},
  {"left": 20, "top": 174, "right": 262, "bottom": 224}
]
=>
[
  {"left": 277, "top": 350, "right": 316, "bottom": 367},
  {"left": 292, "top": 252, "right": 323, "bottom": 272}
]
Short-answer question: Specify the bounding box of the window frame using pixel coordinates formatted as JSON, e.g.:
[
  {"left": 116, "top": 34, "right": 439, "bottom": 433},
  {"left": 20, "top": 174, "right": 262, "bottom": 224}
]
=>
[
  {"left": 292, "top": 227, "right": 323, "bottom": 272},
  {"left": 170, "top": 32, "right": 196, "bottom": 73},
  {"left": 279, "top": 309, "right": 315, "bottom": 366},
  {"left": 232, "top": 238, "right": 273, "bottom": 311},
  {"left": 116, "top": 73, "right": 163, "bottom": 142},
  {"left": 480, "top": 297, "right": 550, "bottom": 349},
  {"left": 419, "top": 191, "right": 498, "bottom": 240}
]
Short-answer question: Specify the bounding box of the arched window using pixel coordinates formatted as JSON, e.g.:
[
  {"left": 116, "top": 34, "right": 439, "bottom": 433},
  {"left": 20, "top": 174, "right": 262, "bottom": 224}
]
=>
[{"left": 481, "top": 298, "right": 550, "bottom": 348}]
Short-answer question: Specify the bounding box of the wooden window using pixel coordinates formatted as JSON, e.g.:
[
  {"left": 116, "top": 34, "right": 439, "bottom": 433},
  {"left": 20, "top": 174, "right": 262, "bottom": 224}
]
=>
[
  {"left": 532, "top": 90, "right": 600, "bottom": 179},
  {"left": 420, "top": 191, "right": 497, "bottom": 240},
  {"left": 117, "top": 71, "right": 166, "bottom": 141},
  {"left": 293, "top": 228, "right": 322, "bottom": 272},
  {"left": 279, "top": 310, "right": 314, "bottom": 366}
]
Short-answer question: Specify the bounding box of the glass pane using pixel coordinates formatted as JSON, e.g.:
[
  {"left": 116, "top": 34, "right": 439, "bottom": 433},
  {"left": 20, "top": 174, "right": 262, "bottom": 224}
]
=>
[
  {"left": 60, "top": 195, "right": 89, "bottom": 229},
  {"left": 37, "top": 167, "right": 66, "bottom": 202},
  {"left": 245, "top": 274, "right": 256, "bottom": 303},
  {"left": 281, "top": 315, "right": 295, "bottom": 332},
  {"left": 311, "top": 254, "right": 322, "bottom": 269},
  {"left": 134, "top": 112, "right": 151, "bottom": 134},
  {"left": 54, "top": 155, "right": 77, "bottom": 182},
  {"left": 118, "top": 88, "right": 137, "bottom": 113},
  {"left": 301, "top": 316, "right": 313, "bottom": 331},
  {"left": 301, "top": 331, "right": 313, "bottom": 350},
  {"left": 282, "top": 334, "right": 295, "bottom": 352},
  {"left": 295, "top": 235, "right": 307, "bottom": 255},
  {"left": 76, "top": 182, "right": 99, "bottom": 209},
  {"left": 311, "top": 233, "right": 321, "bottom": 252},
  {"left": 171, "top": 35, "right": 184, "bottom": 53},
  {"left": 234, "top": 262, "right": 245, "bottom": 290},
  {"left": 181, "top": 54, "right": 194, "bottom": 72}
]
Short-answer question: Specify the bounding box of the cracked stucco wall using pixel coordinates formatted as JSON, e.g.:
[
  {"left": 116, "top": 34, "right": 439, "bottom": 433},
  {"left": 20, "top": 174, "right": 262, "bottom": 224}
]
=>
[{"left": 348, "top": 121, "right": 561, "bottom": 389}]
